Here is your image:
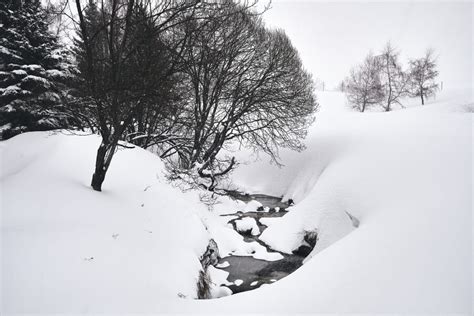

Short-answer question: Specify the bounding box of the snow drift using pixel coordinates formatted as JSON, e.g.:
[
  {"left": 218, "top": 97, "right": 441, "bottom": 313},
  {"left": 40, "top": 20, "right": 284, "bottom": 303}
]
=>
[
  {"left": 209, "top": 90, "right": 472, "bottom": 313},
  {"left": 1, "top": 89, "right": 472, "bottom": 314},
  {"left": 1, "top": 131, "right": 210, "bottom": 313}
]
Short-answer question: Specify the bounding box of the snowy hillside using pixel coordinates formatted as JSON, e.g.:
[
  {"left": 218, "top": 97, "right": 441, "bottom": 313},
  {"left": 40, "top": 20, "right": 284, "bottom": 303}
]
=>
[
  {"left": 1, "top": 132, "right": 211, "bottom": 313},
  {"left": 1, "top": 90, "right": 472, "bottom": 314},
  {"left": 211, "top": 89, "right": 473, "bottom": 313}
]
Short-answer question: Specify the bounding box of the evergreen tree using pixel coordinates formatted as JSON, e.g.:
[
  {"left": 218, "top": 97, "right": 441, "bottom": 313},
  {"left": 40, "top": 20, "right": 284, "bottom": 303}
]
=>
[{"left": 0, "top": 0, "right": 76, "bottom": 139}]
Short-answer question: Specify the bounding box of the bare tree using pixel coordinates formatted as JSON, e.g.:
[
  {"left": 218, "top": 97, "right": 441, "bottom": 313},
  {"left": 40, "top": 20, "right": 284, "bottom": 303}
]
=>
[
  {"left": 377, "top": 42, "right": 409, "bottom": 111},
  {"left": 345, "top": 53, "right": 384, "bottom": 112},
  {"left": 72, "top": 0, "right": 199, "bottom": 191},
  {"left": 172, "top": 2, "right": 317, "bottom": 190},
  {"left": 408, "top": 49, "right": 439, "bottom": 105},
  {"left": 337, "top": 80, "right": 346, "bottom": 92}
]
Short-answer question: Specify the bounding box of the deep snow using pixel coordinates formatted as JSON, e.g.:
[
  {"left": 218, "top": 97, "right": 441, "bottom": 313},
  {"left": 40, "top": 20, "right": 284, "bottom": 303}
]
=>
[
  {"left": 1, "top": 88, "right": 472, "bottom": 314},
  {"left": 1, "top": 131, "right": 211, "bottom": 313}
]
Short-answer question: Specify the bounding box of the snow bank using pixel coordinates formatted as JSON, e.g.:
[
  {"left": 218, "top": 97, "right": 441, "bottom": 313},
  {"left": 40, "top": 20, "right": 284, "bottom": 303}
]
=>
[
  {"left": 195, "top": 90, "right": 472, "bottom": 313},
  {"left": 197, "top": 206, "right": 282, "bottom": 262},
  {"left": 259, "top": 216, "right": 281, "bottom": 228},
  {"left": 1, "top": 131, "right": 210, "bottom": 313},
  {"left": 234, "top": 217, "right": 260, "bottom": 236},
  {"left": 2, "top": 88, "right": 472, "bottom": 314}
]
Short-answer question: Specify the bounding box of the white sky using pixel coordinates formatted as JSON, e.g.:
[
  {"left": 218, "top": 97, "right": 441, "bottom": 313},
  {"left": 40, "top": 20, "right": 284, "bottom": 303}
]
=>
[{"left": 260, "top": 1, "right": 473, "bottom": 90}]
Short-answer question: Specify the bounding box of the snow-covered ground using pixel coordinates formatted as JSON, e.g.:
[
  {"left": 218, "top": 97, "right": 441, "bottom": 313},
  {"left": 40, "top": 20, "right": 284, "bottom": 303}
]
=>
[
  {"left": 1, "top": 88, "right": 472, "bottom": 314},
  {"left": 0, "top": 132, "right": 212, "bottom": 313},
  {"left": 216, "top": 88, "right": 473, "bottom": 313}
]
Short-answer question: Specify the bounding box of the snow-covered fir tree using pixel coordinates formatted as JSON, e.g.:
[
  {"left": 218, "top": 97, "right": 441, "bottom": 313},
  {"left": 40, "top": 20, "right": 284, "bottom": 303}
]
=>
[{"left": 0, "top": 0, "right": 76, "bottom": 139}]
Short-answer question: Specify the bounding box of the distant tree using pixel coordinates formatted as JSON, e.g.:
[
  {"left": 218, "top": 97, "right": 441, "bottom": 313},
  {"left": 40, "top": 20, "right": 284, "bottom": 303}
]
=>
[
  {"left": 0, "top": 0, "right": 76, "bottom": 139},
  {"left": 408, "top": 49, "right": 439, "bottom": 105},
  {"left": 345, "top": 53, "right": 384, "bottom": 112},
  {"left": 377, "top": 42, "right": 409, "bottom": 111},
  {"left": 338, "top": 80, "right": 346, "bottom": 92},
  {"left": 174, "top": 2, "right": 317, "bottom": 190}
]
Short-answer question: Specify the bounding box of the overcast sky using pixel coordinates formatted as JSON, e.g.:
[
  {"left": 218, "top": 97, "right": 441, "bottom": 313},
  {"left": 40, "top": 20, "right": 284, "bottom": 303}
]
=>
[{"left": 260, "top": 1, "right": 473, "bottom": 90}]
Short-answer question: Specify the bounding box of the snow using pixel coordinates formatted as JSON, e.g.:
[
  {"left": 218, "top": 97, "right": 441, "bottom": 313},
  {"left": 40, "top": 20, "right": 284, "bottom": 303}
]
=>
[
  {"left": 203, "top": 89, "right": 472, "bottom": 313},
  {"left": 45, "top": 69, "right": 66, "bottom": 78},
  {"left": 21, "top": 75, "right": 50, "bottom": 88},
  {"left": 11, "top": 69, "right": 27, "bottom": 76},
  {"left": 216, "top": 261, "right": 230, "bottom": 268},
  {"left": 243, "top": 200, "right": 263, "bottom": 212},
  {"left": 0, "top": 123, "right": 12, "bottom": 132},
  {"left": 3, "top": 85, "right": 20, "bottom": 93},
  {"left": 207, "top": 266, "right": 233, "bottom": 298},
  {"left": 234, "top": 279, "right": 243, "bottom": 286},
  {"left": 259, "top": 216, "right": 282, "bottom": 228},
  {"left": 210, "top": 284, "right": 233, "bottom": 298},
  {"left": 1, "top": 87, "right": 472, "bottom": 314},
  {"left": 20, "top": 64, "right": 44, "bottom": 72},
  {"left": 234, "top": 217, "right": 260, "bottom": 236},
  {"left": 199, "top": 211, "right": 283, "bottom": 261},
  {"left": 1, "top": 132, "right": 211, "bottom": 313},
  {"left": 0, "top": 46, "right": 21, "bottom": 59}
]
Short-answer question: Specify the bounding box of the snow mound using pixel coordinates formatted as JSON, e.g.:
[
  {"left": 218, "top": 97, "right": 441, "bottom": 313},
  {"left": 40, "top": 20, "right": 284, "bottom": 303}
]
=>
[
  {"left": 206, "top": 90, "right": 472, "bottom": 313},
  {"left": 259, "top": 217, "right": 281, "bottom": 228},
  {"left": 2, "top": 88, "right": 472, "bottom": 314},
  {"left": 198, "top": 209, "right": 282, "bottom": 261},
  {"left": 244, "top": 200, "right": 263, "bottom": 212},
  {"left": 234, "top": 217, "right": 260, "bottom": 236},
  {"left": 1, "top": 131, "right": 210, "bottom": 313}
]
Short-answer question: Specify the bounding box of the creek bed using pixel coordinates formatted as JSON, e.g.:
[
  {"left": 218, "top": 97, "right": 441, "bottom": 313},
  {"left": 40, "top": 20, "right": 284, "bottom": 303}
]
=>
[
  {"left": 217, "top": 254, "right": 304, "bottom": 294},
  {"left": 215, "top": 193, "right": 308, "bottom": 295}
]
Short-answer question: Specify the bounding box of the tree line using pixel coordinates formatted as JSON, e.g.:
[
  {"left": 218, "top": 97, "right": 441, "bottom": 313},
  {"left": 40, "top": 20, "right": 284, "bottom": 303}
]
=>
[
  {"left": 0, "top": 0, "right": 317, "bottom": 191},
  {"left": 342, "top": 42, "right": 439, "bottom": 112}
]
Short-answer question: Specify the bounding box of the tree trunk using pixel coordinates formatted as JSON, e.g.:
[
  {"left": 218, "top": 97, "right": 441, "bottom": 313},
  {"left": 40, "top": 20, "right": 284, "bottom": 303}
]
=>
[
  {"left": 91, "top": 140, "right": 117, "bottom": 191},
  {"left": 91, "top": 143, "right": 108, "bottom": 191},
  {"left": 420, "top": 87, "right": 425, "bottom": 105}
]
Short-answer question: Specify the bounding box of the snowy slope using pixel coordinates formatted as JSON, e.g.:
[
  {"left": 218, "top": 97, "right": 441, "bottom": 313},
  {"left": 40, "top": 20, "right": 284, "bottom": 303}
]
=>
[
  {"left": 192, "top": 89, "right": 472, "bottom": 313},
  {"left": 1, "top": 132, "right": 210, "bottom": 314},
  {"left": 1, "top": 89, "right": 472, "bottom": 314}
]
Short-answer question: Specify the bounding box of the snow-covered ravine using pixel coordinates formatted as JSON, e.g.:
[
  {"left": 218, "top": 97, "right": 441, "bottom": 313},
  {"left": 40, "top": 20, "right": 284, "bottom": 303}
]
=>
[
  {"left": 1, "top": 90, "right": 472, "bottom": 314},
  {"left": 209, "top": 195, "right": 310, "bottom": 296}
]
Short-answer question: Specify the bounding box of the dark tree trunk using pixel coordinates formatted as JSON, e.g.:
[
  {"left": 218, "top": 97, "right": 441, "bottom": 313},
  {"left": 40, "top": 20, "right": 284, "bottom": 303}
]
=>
[
  {"left": 91, "top": 140, "right": 117, "bottom": 191},
  {"left": 420, "top": 87, "right": 425, "bottom": 105},
  {"left": 91, "top": 143, "right": 108, "bottom": 191}
]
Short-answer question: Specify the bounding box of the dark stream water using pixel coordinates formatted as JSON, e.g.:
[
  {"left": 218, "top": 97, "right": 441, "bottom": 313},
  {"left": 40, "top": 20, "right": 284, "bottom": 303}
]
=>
[{"left": 215, "top": 193, "right": 308, "bottom": 295}]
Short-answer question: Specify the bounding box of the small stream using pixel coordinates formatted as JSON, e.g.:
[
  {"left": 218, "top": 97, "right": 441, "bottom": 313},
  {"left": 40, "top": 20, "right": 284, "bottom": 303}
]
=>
[{"left": 214, "top": 193, "right": 309, "bottom": 295}]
